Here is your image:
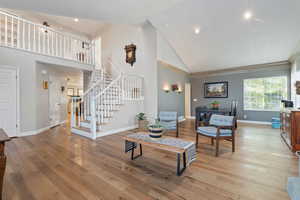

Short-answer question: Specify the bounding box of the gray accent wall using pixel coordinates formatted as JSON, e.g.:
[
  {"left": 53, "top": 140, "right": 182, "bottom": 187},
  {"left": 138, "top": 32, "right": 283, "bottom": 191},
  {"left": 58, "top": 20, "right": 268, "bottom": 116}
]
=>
[
  {"left": 191, "top": 63, "right": 291, "bottom": 122},
  {"left": 157, "top": 61, "right": 190, "bottom": 117}
]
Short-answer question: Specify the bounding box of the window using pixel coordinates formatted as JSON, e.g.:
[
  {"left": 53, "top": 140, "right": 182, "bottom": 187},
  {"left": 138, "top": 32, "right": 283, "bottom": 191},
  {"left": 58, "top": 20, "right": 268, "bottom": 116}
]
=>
[{"left": 244, "top": 76, "right": 288, "bottom": 111}]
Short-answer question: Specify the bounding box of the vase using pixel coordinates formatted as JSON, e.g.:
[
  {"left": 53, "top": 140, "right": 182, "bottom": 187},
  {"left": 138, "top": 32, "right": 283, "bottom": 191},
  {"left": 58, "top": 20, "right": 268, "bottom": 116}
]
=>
[{"left": 148, "top": 126, "right": 164, "bottom": 138}]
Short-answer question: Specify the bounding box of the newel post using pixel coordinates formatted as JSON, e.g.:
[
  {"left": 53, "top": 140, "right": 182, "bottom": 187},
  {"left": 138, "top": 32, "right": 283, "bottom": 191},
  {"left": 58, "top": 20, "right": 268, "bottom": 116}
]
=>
[
  {"left": 71, "top": 97, "right": 75, "bottom": 127},
  {"left": 90, "top": 97, "right": 97, "bottom": 140}
]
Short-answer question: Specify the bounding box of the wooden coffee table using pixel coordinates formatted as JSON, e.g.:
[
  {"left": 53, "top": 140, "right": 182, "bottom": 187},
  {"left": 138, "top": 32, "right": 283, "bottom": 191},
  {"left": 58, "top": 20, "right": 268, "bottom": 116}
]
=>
[{"left": 123, "top": 132, "right": 196, "bottom": 176}]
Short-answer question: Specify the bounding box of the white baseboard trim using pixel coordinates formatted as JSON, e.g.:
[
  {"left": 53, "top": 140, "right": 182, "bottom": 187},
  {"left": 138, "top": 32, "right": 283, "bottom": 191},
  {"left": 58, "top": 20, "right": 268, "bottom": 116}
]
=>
[
  {"left": 20, "top": 121, "right": 66, "bottom": 137},
  {"left": 97, "top": 125, "right": 138, "bottom": 138},
  {"left": 237, "top": 120, "right": 271, "bottom": 125}
]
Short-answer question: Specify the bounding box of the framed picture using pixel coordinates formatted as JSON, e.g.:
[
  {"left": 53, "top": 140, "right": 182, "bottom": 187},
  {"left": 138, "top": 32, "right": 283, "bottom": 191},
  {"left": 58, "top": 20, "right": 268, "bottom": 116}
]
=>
[
  {"left": 67, "top": 88, "right": 74, "bottom": 96},
  {"left": 204, "top": 82, "right": 228, "bottom": 98},
  {"left": 77, "top": 89, "right": 83, "bottom": 96}
]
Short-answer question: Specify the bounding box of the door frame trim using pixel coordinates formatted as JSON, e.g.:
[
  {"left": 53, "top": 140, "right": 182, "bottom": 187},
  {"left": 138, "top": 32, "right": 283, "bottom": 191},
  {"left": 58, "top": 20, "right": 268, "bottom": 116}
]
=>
[{"left": 0, "top": 65, "right": 20, "bottom": 136}]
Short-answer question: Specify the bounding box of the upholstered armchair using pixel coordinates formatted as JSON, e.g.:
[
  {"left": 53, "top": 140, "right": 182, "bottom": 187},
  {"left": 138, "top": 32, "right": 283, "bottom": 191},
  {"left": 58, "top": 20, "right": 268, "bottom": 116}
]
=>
[
  {"left": 196, "top": 114, "right": 236, "bottom": 156},
  {"left": 158, "top": 112, "right": 179, "bottom": 137}
]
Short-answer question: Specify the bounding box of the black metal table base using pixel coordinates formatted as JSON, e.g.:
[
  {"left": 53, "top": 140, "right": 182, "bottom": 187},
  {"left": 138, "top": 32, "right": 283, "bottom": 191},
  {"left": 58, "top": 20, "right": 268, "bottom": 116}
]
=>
[
  {"left": 177, "top": 152, "right": 187, "bottom": 176},
  {"left": 129, "top": 143, "right": 187, "bottom": 176},
  {"left": 131, "top": 144, "right": 143, "bottom": 160}
]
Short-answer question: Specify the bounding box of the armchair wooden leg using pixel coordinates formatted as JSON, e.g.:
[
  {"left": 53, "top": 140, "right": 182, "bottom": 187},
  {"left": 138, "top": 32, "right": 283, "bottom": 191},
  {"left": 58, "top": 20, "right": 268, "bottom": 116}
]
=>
[
  {"left": 211, "top": 138, "right": 214, "bottom": 145},
  {"left": 196, "top": 133, "right": 199, "bottom": 148},
  {"left": 232, "top": 135, "right": 235, "bottom": 152},
  {"left": 176, "top": 127, "right": 179, "bottom": 138},
  {"left": 215, "top": 137, "right": 219, "bottom": 157}
]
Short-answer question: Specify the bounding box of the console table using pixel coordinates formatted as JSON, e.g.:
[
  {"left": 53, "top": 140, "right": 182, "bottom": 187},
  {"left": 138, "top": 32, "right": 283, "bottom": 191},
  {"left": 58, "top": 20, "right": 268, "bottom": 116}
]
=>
[{"left": 195, "top": 107, "right": 231, "bottom": 130}]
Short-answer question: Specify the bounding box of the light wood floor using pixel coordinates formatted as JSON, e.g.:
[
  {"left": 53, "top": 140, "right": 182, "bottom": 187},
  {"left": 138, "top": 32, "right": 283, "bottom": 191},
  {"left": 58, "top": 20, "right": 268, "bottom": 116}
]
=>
[{"left": 3, "top": 120, "right": 299, "bottom": 200}]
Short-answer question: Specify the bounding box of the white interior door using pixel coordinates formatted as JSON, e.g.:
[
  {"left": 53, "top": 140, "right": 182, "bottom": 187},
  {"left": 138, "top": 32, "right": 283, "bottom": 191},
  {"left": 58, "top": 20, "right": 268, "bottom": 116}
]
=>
[
  {"left": 0, "top": 67, "right": 17, "bottom": 136},
  {"left": 49, "top": 75, "right": 62, "bottom": 126}
]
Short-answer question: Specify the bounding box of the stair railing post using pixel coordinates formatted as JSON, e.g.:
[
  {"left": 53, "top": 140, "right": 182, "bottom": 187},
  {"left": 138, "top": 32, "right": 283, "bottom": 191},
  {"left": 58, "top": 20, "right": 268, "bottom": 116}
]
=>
[
  {"left": 71, "top": 97, "right": 75, "bottom": 127},
  {"left": 91, "top": 96, "right": 97, "bottom": 140}
]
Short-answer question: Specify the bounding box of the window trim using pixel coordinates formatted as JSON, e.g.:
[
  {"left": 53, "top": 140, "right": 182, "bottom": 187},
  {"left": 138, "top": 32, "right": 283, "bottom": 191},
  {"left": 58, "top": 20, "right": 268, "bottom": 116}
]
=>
[{"left": 243, "top": 76, "right": 288, "bottom": 111}]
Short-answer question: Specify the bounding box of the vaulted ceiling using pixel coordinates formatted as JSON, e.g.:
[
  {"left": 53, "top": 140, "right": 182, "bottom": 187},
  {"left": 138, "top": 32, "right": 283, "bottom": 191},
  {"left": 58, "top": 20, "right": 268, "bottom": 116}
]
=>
[
  {"left": 150, "top": 0, "right": 300, "bottom": 72},
  {"left": 1, "top": 0, "right": 300, "bottom": 72}
]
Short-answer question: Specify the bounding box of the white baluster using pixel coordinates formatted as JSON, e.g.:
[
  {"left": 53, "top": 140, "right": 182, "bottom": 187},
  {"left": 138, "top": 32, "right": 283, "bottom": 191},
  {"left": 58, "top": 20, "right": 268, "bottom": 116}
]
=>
[
  {"left": 0, "top": 14, "right": 2, "bottom": 45},
  {"left": 23, "top": 22, "right": 26, "bottom": 49},
  {"left": 90, "top": 97, "right": 97, "bottom": 140},
  {"left": 17, "top": 18, "right": 20, "bottom": 48},
  {"left": 33, "top": 24, "right": 36, "bottom": 52},
  {"left": 28, "top": 23, "right": 31, "bottom": 50},
  {"left": 78, "top": 98, "right": 81, "bottom": 125},
  {"left": 71, "top": 98, "right": 75, "bottom": 127},
  {"left": 11, "top": 17, "right": 14, "bottom": 47},
  {"left": 38, "top": 25, "right": 41, "bottom": 53},
  {"left": 5, "top": 15, "right": 7, "bottom": 46},
  {"left": 47, "top": 29, "right": 50, "bottom": 54},
  {"left": 51, "top": 31, "right": 54, "bottom": 55},
  {"left": 43, "top": 29, "right": 46, "bottom": 54},
  {"left": 55, "top": 33, "right": 58, "bottom": 57}
]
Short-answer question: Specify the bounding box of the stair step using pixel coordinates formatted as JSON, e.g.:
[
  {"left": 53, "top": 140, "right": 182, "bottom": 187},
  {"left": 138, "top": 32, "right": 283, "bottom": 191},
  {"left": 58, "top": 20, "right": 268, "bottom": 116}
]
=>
[
  {"left": 97, "top": 108, "right": 120, "bottom": 112},
  {"left": 81, "top": 120, "right": 107, "bottom": 125},
  {"left": 100, "top": 103, "right": 124, "bottom": 105},
  {"left": 73, "top": 126, "right": 91, "bottom": 133}
]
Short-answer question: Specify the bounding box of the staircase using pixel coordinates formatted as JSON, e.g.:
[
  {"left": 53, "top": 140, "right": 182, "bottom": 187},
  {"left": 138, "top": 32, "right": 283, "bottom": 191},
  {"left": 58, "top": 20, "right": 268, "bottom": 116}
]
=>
[
  {"left": 0, "top": 10, "right": 144, "bottom": 139},
  {"left": 71, "top": 64, "right": 144, "bottom": 139}
]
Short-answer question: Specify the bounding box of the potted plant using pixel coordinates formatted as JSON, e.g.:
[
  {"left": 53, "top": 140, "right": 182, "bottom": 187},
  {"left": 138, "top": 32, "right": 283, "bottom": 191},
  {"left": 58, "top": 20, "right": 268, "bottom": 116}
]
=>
[
  {"left": 211, "top": 101, "right": 220, "bottom": 110},
  {"left": 148, "top": 119, "right": 165, "bottom": 138},
  {"left": 136, "top": 113, "right": 148, "bottom": 131}
]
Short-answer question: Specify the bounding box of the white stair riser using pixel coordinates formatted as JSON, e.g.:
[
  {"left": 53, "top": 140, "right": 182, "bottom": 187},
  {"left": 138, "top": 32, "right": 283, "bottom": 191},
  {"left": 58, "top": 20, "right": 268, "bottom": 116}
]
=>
[
  {"left": 79, "top": 122, "right": 102, "bottom": 131},
  {"left": 86, "top": 115, "right": 112, "bottom": 121},
  {"left": 71, "top": 128, "right": 93, "bottom": 139}
]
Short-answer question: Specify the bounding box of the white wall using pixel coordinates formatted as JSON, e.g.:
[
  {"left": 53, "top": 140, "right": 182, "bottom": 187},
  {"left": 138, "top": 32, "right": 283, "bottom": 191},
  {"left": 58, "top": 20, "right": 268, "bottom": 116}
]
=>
[
  {"left": 291, "top": 57, "right": 300, "bottom": 108},
  {"left": 100, "top": 21, "right": 158, "bottom": 129},
  {"left": 157, "top": 32, "right": 189, "bottom": 73},
  {"left": 0, "top": 46, "right": 92, "bottom": 134}
]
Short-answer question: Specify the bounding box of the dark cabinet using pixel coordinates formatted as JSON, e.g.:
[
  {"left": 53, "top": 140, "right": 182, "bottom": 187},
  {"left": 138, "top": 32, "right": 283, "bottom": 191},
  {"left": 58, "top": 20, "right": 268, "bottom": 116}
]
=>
[{"left": 281, "top": 110, "right": 300, "bottom": 152}]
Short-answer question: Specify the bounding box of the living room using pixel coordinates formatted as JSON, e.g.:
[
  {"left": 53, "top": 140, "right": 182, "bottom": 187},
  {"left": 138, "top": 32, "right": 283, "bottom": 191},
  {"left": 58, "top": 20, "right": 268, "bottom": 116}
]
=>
[{"left": 0, "top": 0, "right": 299, "bottom": 200}]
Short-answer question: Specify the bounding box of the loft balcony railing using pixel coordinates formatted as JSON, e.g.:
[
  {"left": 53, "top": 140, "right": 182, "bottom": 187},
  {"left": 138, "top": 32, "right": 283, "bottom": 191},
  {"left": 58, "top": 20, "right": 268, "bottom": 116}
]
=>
[{"left": 0, "top": 10, "right": 94, "bottom": 65}]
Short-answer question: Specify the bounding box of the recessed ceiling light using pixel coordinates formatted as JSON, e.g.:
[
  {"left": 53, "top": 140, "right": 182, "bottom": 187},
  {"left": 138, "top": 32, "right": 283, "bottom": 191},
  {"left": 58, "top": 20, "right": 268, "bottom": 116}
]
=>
[
  {"left": 243, "top": 11, "right": 253, "bottom": 20},
  {"left": 194, "top": 27, "right": 201, "bottom": 34},
  {"left": 74, "top": 18, "right": 79, "bottom": 22}
]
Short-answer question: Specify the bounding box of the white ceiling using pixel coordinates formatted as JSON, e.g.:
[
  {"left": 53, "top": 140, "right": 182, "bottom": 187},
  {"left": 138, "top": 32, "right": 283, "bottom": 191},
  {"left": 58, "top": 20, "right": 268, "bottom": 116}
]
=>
[
  {"left": 0, "top": 0, "right": 184, "bottom": 24},
  {"left": 1, "top": 0, "right": 300, "bottom": 72},
  {"left": 150, "top": 0, "right": 300, "bottom": 72}
]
